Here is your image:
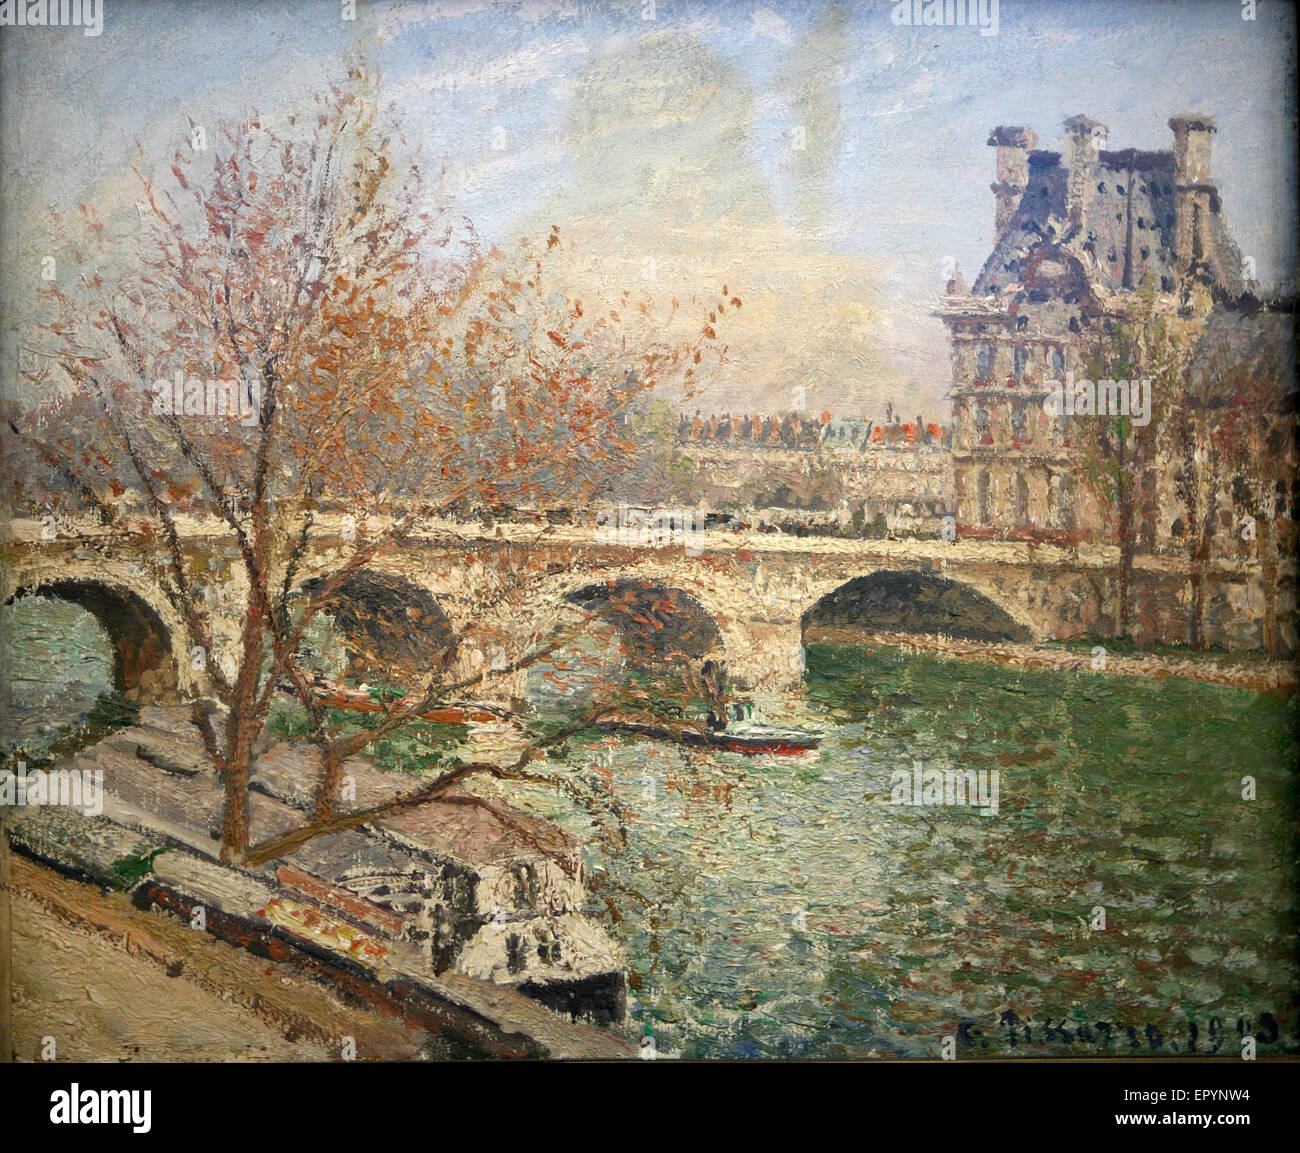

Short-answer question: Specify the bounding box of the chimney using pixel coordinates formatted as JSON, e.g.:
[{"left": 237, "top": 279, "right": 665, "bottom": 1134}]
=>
[
  {"left": 1170, "top": 114, "right": 1215, "bottom": 183},
  {"left": 1063, "top": 114, "right": 1108, "bottom": 228},
  {"left": 1169, "top": 115, "right": 1217, "bottom": 284},
  {"left": 988, "top": 125, "right": 1038, "bottom": 233}
]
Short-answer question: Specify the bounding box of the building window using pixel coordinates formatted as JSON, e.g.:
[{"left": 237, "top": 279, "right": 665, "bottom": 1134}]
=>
[
  {"left": 977, "top": 470, "right": 991, "bottom": 526},
  {"left": 1015, "top": 473, "right": 1029, "bottom": 526},
  {"left": 976, "top": 344, "right": 996, "bottom": 382},
  {"left": 1011, "top": 406, "right": 1028, "bottom": 439},
  {"left": 1013, "top": 347, "right": 1029, "bottom": 380},
  {"left": 1052, "top": 475, "right": 1075, "bottom": 531},
  {"left": 1051, "top": 346, "right": 1065, "bottom": 376}
]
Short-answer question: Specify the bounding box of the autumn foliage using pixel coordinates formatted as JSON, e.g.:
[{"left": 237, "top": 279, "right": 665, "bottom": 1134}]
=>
[{"left": 7, "top": 66, "right": 733, "bottom": 863}]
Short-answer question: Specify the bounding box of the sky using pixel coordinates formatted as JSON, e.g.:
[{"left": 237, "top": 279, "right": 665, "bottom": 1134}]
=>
[{"left": 1, "top": 0, "right": 1295, "bottom": 418}]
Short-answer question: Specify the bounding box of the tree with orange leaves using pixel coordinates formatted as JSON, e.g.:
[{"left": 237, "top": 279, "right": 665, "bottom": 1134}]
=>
[{"left": 8, "top": 65, "right": 732, "bottom": 865}]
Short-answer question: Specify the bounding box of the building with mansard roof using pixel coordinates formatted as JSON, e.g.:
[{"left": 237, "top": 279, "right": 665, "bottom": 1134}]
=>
[{"left": 936, "top": 114, "right": 1257, "bottom": 542}]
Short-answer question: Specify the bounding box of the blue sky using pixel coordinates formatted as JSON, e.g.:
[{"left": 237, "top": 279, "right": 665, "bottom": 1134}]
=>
[{"left": 2, "top": 0, "right": 1295, "bottom": 414}]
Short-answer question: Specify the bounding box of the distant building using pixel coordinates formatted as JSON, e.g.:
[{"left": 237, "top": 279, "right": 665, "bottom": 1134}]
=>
[
  {"left": 678, "top": 411, "right": 826, "bottom": 450},
  {"left": 937, "top": 114, "right": 1250, "bottom": 540},
  {"left": 672, "top": 408, "right": 953, "bottom": 533},
  {"left": 679, "top": 410, "right": 949, "bottom": 454},
  {"left": 820, "top": 414, "right": 872, "bottom": 451}
]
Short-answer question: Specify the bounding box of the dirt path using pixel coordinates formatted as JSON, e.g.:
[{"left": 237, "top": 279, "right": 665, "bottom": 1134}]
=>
[{"left": 5, "top": 853, "right": 435, "bottom": 1062}]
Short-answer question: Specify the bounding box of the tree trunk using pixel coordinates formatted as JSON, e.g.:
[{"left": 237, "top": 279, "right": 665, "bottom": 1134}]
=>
[
  {"left": 1189, "top": 517, "right": 1214, "bottom": 651},
  {"left": 313, "top": 746, "right": 347, "bottom": 822},
  {"left": 1259, "top": 514, "right": 1278, "bottom": 658},
  {"left": 220, "top": 714, "right": 255, "bottom": 864},
  {"left": 272, "top": 647, "right": 348, "bottom": 822},
  {"left": 221, "top": 592, "right": 269, "bottom": 863},
  {"left": 1116, "top": 483, "right": 1134, "bottom": 639},
  {"left": 1188, "top": 566, "right": 1204, "bottom": 650},
  {"left": 1118, "top": 536, "right": 1133, "bottom": 639}
]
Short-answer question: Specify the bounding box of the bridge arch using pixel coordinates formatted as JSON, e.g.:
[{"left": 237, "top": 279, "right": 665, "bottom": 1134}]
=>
[
  {"left": 563, "top": 577, "right": 725, "bottom": 662},
  {"left": 4, "top": 579, "right": 181, "bottom": 701},
  {"left": 298, "top": 570, "right": 457, "bottom": 683},
  {"left": 801, "top": 570, "right": 1034, "bottom": 644}
]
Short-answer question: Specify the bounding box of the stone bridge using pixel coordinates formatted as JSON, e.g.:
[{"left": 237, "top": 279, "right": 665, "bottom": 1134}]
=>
[{"left": 1, "top": 516, "right": 1280, "bottom": 702}]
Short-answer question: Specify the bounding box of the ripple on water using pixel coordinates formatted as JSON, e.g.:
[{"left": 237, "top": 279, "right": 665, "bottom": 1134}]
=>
[
  {"left": 2, "top": 596, "right": 123, "bottom": 758},
  {"left": 493, "top": 642, "right": 1298, "bottom": 1059}
]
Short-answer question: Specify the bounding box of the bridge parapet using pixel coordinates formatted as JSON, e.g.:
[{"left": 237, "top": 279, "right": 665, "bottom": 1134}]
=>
[{"left": 4, "top": 515, "right": 1287, "bottom": 704}]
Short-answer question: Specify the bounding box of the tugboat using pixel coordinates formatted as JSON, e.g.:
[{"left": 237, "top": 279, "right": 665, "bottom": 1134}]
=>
[
  {"left": 598, "top": 657, "right": 822, "bottom": 755},
  {"left": 283, "top": 668, "right": 821, "bottom": 755},
  {"left": 594, "top": 717, "right": 821, "bottom": 755}
]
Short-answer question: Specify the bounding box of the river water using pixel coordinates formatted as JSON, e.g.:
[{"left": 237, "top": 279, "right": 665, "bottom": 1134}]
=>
[
  {"left": 0, "top": 596, "right": 130, "bottom": 758},
  {"left": 514, "top": 640, "right": 1298, "bottom": 1059},
  {"left": 5, "top": 597, "right": 1296, "bottom": 1059}
]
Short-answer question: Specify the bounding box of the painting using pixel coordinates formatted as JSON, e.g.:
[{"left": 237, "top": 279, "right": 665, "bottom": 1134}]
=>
[{"left": 1, "top": 0, "right": 1295, "bottom": 1085}]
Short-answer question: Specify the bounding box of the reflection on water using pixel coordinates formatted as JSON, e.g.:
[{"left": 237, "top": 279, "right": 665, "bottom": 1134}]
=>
[
  {"left": 501, "top": 642, "right": 1298, "bottom": 1059},
  {"left": 6, "top": 594, "right": 1295, "bottom": 1059},
  {"left": 1, "top": 595, "right": 129, "bottom": 761}
]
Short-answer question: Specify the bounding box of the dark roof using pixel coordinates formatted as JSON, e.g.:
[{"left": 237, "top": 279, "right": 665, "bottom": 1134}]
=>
[
  {"left": 1098, "top": 149, "right": 1173, "bottom": 172},
  {"left": 973, "top": 134, "right": 1243, "bottom": 301}
]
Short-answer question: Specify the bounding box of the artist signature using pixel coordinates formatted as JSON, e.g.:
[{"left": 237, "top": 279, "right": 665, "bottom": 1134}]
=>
[{"left": 957, "top": 1011, "right": 1283, "bottom": 1053}]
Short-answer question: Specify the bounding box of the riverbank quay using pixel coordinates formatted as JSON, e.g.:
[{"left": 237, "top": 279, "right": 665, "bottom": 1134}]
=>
[
  {"left": 3, "top": 705, "right": 637, "bottom": 1060},
  {"left": 804, "top": 628, "right": 1295, "bottom": 694}
]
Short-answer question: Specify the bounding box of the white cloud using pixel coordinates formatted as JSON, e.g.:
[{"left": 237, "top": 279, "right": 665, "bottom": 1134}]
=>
[
  {"left": 402, "top": 35, "right": 590, "bottom": 94},
  {"left": 373, "top": 0, "right": 497, "bottom": 43},
  {"left": 751, "top": 8, "right": 794, "bottom": 45}
]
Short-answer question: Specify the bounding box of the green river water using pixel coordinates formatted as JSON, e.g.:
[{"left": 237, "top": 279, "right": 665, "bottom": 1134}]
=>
[{"left": 3, "top": 595, "right": 1296, "bottom": 1059}]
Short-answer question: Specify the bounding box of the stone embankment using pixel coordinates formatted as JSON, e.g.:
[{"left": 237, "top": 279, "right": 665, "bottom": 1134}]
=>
[
  {"left": 807, "top": 627, "right": 1295, "bottom": 693},
  {"left": 4, "top": 705, "right": 635, "bottom": 1059}
]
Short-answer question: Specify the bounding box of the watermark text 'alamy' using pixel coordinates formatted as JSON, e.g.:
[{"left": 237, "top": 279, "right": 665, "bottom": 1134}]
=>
[{"left": 0, "top": 0, "right": 103, "bottom": 36}]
